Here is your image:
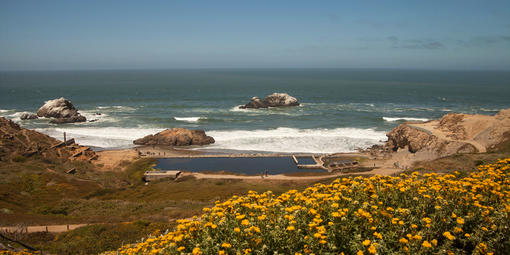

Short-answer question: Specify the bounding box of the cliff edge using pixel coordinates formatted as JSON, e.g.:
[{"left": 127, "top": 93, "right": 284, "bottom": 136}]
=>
[{"left": 384, "top": 109, "right": 510, "bottom": 161}]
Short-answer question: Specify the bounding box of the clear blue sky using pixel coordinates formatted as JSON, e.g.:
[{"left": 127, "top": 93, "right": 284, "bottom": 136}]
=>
[{"left": 1, "top": 0, "right": 509, "bottom": 70}]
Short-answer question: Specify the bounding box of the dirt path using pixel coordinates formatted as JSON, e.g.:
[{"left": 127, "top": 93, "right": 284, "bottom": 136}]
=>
[
  {"left": 188, "top": 165, "right": 403, "bottom": 181},
  {"left": 0, "top": 224, "right": 88, "bottom": 233},
  {"left": 409, "top": 123, "right": 487, "bottom": 153},
  {"left": 95, "top": 149, "right": 139, "bottom": 170}
]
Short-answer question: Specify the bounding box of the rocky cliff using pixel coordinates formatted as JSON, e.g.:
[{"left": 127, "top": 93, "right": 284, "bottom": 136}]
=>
[
  {"left": 384, "top": 109, "right": 510, "bottom": 160},
  {"left": 0, "top": 117, "right": 96, "bottom": 162},
  {"left": 133, "top": 128, "right": 215, "bottom": 146}
]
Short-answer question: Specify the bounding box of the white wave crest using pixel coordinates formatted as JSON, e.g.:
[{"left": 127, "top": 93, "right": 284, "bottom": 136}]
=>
[
  {"left": 0, "top": 109, "right": 12, "bottom": 113},
  {"left": 174, "top": 117, "right": 206, "bottom": 122},
  {"left": 35, "top": 127, "right": 163, "bottom": 148},
  {"left": 7, "top": 111, "right": 25, "bottom": 118},
  {"left": 79, "top": 110, "right": 119, "bottom": 123},
  {"left": 229, "top": 105, "right": 298, "bottom": 116},
  {"left": 383, "top": 117, "right": 429, "bottom": 122},
  {"left": 205, "top": 127, "right": 387, "bottom": 153},
  {"left": 96, "top": 105, "right": 136, "bottom": 111}
]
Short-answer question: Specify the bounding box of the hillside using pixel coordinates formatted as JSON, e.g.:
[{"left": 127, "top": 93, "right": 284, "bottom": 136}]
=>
[
  {"left": 0, "top": 117, "right": 97, "bottom": 163},
  {"left": 380, "top": 109, "right": 510, "bottom": 168}
]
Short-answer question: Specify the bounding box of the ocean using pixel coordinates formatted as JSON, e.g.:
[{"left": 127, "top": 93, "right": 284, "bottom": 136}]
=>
[{"left": 1, "top": 69, "right": 509, "bottom": 153}]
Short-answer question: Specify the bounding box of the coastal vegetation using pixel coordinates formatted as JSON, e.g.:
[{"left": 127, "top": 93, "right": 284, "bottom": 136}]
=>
[{"left": 104, "top": 158, "right": 510, "bottom": 254}]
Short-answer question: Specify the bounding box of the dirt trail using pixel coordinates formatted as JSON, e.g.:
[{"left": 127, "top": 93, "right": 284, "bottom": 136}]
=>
[
  {"left": 0, "top": 224, "right": 88, "bottom": 233},
  {"left": 409, "top": 123, "right": 487, "bottom": 153},
  {"left": 188, "top": 165, "right": 402, "bottom": 181}
]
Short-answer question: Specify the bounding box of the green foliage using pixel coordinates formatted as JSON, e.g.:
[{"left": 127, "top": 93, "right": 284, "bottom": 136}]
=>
[
  {"left": 124, "top": 158, "right": 157, "bottom": 184},
  {"left": 11, "top": 154, "right": 27, "bottom": 162}
]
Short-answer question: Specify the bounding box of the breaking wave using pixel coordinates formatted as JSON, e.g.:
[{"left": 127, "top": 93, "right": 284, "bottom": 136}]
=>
[
  {"left": 35, "top": 127, "right": 163, "bottom": 149},
  {"left": 174, "top": 117, "right": 206, "bottom": 122},
  {"left": 205, "top": 127, "right": 387, "bottom": 153},
  {"left": 382, "top": 117, "right": 429, "bottom": 122}
]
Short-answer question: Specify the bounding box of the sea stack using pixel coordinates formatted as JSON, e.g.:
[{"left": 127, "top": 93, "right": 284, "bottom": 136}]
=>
[
  {"left": 133, "top": 128, "right": 215, "bottom": 146},
  {"left": 20, "top": 112, "right": 38, "bottom": 120},
  {"left": 239, "top": 93, "right": 300, "bottom": 109},
  {"left": 37, "top": 97, "right": 86, "bottom": 123}
]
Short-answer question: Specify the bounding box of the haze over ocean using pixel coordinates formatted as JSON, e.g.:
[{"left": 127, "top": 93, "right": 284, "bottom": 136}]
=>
[{"left": 1, "top": 69, "right": 509, "bottom": 153}]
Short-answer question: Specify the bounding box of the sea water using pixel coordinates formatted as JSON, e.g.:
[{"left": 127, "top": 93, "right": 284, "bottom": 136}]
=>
[{"left": 1, "top": 69, "right": 509, "bottom": 153}]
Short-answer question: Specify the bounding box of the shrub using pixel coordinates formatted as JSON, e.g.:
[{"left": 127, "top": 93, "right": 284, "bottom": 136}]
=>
[{"left": 107, "top": 159, "right": 510, "bottom": 254}]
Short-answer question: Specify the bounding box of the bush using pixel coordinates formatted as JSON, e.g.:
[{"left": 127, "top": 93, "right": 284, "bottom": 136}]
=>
[
  {"left": 11, "top": 155, "right": 27, "bottom": 163},
  {"left": 108, "top": 159, "right": 510, "bottom": 254}
]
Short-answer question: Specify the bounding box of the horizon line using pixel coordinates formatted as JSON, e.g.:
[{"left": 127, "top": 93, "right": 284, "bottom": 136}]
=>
[{"left": 1, "top": 67, "right": 510, "bottom": 72}]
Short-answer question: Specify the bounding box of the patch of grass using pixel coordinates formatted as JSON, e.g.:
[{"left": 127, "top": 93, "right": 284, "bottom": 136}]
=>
[
  {"left": 11, "top": 154, "right": 27, "bottom": 163},
  {"left": 16, "top": 221, "right": 175, "bottom": 255},
  {"left": 410, "top": 152, "right": 510, "bottom": 174},
  {"left": 124, "top": 158, "right": 157, "bottom": 184}
]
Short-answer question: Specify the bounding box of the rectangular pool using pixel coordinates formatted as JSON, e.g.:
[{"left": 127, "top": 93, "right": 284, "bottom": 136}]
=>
[{"left": 155, "top": 157, "right": 326, "bottom": 175}]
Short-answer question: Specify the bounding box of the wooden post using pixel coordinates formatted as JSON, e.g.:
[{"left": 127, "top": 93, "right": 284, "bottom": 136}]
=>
[
  {"left": 67, "top": 224, "right": 69, "bottom": 230},
  {"left": 46, "top": 226, "right": 48, "bottom": 232},
  {"left": 64, "top": 132, "right": 67, "bottom": 144},
  {"left": 292, "top": 155, "right": 298, "bottom": 165}
]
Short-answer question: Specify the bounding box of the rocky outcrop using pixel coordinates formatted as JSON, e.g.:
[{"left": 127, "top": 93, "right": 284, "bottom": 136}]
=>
[
  {"left": 386, "top": 125, "right": 438, "bottom": 153},
  {"left": 240, "top": 93, "right": 299, "bottom": 109},
  {"left": 133, "top": 128, "right": 215, "bottom": 146},
  {"left": 0, "top": 117, "right": 96, "bottom": 162},
  {"left": 49, "top": 115, "right": 87, "bottom": 124},
  {"left": 240, "top": 97, "right": 268, "bottom": 109},
  {"left": 37, "top": 97, "right": 86, "bottom": 123},
  {"left": 263, "top": 93, "right": 300, "bottom": 107},
  {"left": 20, "top": 112, "right": 38, "bottom": 120},
  {"left": 384, "top": 108, "right": 510, "bottom": 160}
]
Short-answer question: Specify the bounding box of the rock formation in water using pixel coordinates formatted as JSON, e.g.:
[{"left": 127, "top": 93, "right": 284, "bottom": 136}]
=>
[
  {"left": 133, "top": 128, "right": 215, "bottom": 146},
  {"left": 384, "top": 108, "right": 510, "bottom": 160},
  {"left": 37, "top": 97, "right": 86, "bottom": 123},
  {"left": 263, "top": 93, "right": 300, "bottom": 107},
  {"left": 240, "top": 97, "right": 268, "bottom": 109},
  {"left": 20, "top": 112, "right": 38, "bottom": 120},
  {"left": 240, "top": 93, "right": 300, "bottom": 109},
  {"left": 0, "top": 117, "right": 96, "bottom": 162}
]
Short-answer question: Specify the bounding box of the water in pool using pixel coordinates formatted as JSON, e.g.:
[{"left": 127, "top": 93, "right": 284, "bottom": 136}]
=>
[{"left": 155, "top": 157, "right": 326, "bottom": 175}]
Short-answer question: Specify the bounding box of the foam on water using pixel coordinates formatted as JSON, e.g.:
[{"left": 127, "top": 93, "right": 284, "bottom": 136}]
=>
[
  {"left": 383, "top": 117, "right": 429, "bottom": 122},
  {"left": 33, "top": 125, "right": 387, "bottom": 153},
  {"left": 174, "top": 117, "right": 206, "bottom": 122},
  {"left": 205, "top": 127, "right": 387, "bottom": 153},
  {"left": 7, "top": 111, "right": 25, "bottom": 118},
  {"left": 229, "top": 105, "right": 299, "bottom": 116},
  {"left": 80, "top": 110, "right": 120, "bottom": 123},
  {"left": 96, "top": 105, "right": 137, "bottom": 112},
  {"left": 36, "top": 126, "right": 163, "bottom": 148}
]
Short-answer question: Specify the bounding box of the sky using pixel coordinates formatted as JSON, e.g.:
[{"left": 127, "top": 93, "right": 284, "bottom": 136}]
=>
[{"left": 1, "top": 0, "right": 509, "bottom": 71}]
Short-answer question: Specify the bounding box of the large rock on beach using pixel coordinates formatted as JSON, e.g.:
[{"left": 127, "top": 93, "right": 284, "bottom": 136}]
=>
[
  {"left": 37, "top": 97, "right": 86, "bottom": 123},
  {"left": 239, "top": 93, "right": 299, "bottom": 109},
  {"left": 133, "top": 128, "right": 215, "bottom": 146},
  {"left": 20, "top": 112, "right": 38, "bottom": 120}
]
